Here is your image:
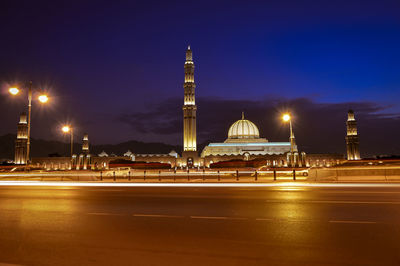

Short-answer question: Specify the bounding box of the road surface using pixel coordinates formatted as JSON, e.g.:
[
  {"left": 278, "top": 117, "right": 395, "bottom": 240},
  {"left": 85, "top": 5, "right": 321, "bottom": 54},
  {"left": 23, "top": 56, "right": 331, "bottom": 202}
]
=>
[{"left": 0, "top": 183, "right": 400, "bottom": 265}]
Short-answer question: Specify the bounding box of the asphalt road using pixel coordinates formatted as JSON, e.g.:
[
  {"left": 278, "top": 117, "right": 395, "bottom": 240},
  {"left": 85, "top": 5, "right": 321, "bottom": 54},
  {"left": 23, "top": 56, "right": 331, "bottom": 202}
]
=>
[{"left": 1, "top": 184, "right": 400, "bottom": 265}]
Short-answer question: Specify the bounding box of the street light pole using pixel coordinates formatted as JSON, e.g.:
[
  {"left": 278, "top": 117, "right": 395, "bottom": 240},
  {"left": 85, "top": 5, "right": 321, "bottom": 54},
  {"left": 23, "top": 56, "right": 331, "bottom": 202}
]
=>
[
  {"left": 62, "top": 126, "right": 74, "bottom": 157},
  {"left": 9, "top": 82, "right": 49, "bottom": 167},
  {"left": 26, "top": 81, "right": 33, "bottom": 165},
  {"left": 289, "top": 119, "right": 295, "bottom": 167},
  {"left": 70, "top": 127, "right": 74, "bottom": 157},
  {"left": 282, "top": 113, "right": 296, "bottom": 167}
]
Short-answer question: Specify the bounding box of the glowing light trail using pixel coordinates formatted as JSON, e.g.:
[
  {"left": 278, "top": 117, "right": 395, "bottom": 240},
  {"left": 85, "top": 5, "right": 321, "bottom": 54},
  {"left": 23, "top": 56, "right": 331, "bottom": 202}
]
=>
[{"left": 1, "top": 181, "right": 400, "bottom": 188}]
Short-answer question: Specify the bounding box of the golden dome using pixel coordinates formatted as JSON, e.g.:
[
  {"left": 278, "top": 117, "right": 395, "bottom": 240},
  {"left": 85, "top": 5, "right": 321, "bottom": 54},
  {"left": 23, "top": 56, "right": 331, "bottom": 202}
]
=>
[{"left": 228, "top": 113, "right": 260, "bottom": 139}]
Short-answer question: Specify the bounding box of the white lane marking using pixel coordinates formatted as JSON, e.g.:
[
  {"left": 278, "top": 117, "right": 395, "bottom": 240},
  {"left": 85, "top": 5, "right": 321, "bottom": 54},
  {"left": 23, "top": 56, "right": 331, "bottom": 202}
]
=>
[
  {"left": 190, "top": 216, "right": 229, "bottom": 220},
  {"left": 2, "top": 181, "right": 400, "bottom": 188},
  {"left": 329, "top": 220, "right": 377, "bottom": 224},
  {"left": 256, "top": 218, "right": 311, "bottom": 222},
  {"left": 284, "top": 219, "right": 313, "bottom": 222},
  {"left": 88, "top": 212, "right": 123, "bottom": 216},
  {"left": 133, "top": 214, "right": 183, "bottom": 218},
  {"left": 87, "top": 213, "right": 379, "bottom": 224}
]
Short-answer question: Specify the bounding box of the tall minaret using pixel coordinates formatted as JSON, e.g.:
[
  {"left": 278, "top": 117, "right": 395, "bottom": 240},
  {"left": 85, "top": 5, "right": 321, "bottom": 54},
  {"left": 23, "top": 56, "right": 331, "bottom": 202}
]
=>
[
  {"left": 182, "top": 45, "right": 197, "bottom": 153},
  {"left": 346, "top": 110, "right": 361, "bottom": 160},
  {"left": 14, "top": 112, "right": 28, "bottom": 164}
]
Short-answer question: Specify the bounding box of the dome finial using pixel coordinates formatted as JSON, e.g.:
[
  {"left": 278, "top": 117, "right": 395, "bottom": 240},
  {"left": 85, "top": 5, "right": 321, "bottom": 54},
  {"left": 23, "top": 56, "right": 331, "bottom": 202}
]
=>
[{"left": 242, "top": 112, "right": 244, "bottom": 120}]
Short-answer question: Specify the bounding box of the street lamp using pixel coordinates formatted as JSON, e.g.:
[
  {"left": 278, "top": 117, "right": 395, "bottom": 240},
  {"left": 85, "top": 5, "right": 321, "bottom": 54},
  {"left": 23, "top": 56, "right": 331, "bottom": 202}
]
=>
[
  {"left": 9, "top": 81, "right": 49, "bottom": 165},
  {"left": 282, "top": 113, "right": 296, "bottom": 166},
  {"left": 9, "top": 87, "right": 19, "bottom": 95},
  {"left": 62, "top": 125, "right": 74, "bottom": 157},
  {"left": 282, "top": 113, "right": 291, "bottom": 123},
  {"left": 38, "top": 94, "right": 49, "bottom": 103}
]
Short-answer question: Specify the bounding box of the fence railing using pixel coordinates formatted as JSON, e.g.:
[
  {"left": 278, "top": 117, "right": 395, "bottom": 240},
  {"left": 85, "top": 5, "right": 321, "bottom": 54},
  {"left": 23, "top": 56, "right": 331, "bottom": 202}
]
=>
[{"left": 0, "top": 169, "right": 309, "bottom": 182}]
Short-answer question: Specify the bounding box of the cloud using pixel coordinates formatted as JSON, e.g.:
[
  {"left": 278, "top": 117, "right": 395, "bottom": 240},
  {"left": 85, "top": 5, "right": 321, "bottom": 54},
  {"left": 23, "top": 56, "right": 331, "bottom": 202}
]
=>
[
  {"left": 118, "top": 98, "right": 182, "bottom": 135},
  {"left": 118, "top": 96, "right": 400, "bottom": 157}
]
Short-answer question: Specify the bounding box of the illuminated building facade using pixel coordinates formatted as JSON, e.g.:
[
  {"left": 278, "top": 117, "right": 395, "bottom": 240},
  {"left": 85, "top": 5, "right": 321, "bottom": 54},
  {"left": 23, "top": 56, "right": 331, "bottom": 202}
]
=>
[
  {"left": 201, "top": 113, "right": 304, "bottom": 167},
  {"left": 202, "top": 113, "right": 292, "bottom": 157},
  {"left": 346, "top": 110, "right": 361, "bottom": 160},
  {"left": 14, "top": 112, "right": 28, "bottom": 164}
]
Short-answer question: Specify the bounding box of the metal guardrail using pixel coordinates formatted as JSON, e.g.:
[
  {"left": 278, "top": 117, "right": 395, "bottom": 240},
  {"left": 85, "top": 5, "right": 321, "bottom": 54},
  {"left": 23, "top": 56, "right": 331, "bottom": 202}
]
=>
[{"left": 0, "top": 169, "right": 308, "bottom": 182}]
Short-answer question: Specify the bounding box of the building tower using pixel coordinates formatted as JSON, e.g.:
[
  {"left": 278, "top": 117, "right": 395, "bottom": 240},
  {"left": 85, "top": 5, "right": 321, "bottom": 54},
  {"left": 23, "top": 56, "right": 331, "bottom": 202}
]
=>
[
  {"left": 82, "top": 133, "right": 89, "bottom": 154},
  {"left": 182, "top": 45, "right": 198, "bottom": 166},
  {"left": 346, "top": 110, "right": 361, "bottom": 160},
  {"left": 14, "top": 112, "right": 28, "bottom": 164}
]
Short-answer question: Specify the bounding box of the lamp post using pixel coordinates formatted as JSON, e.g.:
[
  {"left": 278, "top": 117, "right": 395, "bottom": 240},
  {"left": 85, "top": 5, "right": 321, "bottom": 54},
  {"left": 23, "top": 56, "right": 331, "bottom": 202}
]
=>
[
  {"left": 9, "top": 81, "right": 49, "bottom": 165},
  {"left": 282, "top": 113, "right": 295, "bottom": 167},
  {"left": 62, "top": 126, "right": 74, "bottom": 157}
]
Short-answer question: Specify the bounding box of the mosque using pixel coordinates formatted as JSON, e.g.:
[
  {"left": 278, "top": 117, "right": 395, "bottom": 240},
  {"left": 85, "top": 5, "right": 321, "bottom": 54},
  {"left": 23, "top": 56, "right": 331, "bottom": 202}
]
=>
[
  {"left": 201, "top": 113, "right": 292, "bottom": 158},
  {"left": 179, "top": 46, "right": 307, "bottom": 168},
  {"left": 16, "top": 46, "right": 351, "bottom": 170}
]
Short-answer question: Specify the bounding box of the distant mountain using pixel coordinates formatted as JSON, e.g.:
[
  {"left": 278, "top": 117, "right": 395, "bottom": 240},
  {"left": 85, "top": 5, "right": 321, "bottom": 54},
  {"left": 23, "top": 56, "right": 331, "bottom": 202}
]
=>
[
  {"left": 0, "top": 134, "right": 15, "bottom": 160},
  {"left": 91, "top": 140, "right": 182, "bottom": 156},
  {"left": 0, "top": 134, "right": 212, "bottom": 160},
  {"left": 0, "top": 134, "right": 182, "bottom": 160}
]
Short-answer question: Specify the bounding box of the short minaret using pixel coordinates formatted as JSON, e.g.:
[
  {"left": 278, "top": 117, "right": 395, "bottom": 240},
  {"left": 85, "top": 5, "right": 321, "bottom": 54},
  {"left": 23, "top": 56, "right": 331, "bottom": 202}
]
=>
[
  {"left": 82, "top": 133, "right": 89, "bottom": 154},
  {"left": 14, "top": 112, "right": 28, "bottom": 164},
  {"left": 287, "top": 116, "right": 299, "bottom": 167},
  {"left": 183, "top": 46, "right": 197, "bottom": 152},
  {"left": 346, "top": 110, "right": 361, "bottom": 160},
  {"left": 289, "top": 120, "right": 298, "bottom": 153}
]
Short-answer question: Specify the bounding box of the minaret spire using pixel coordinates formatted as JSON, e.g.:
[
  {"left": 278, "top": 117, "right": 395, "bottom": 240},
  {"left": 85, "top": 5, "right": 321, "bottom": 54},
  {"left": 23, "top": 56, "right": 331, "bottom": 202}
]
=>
[
  {"left": 82, "top": 133, "right": 89, "bottom": 154},
  {"left": 185, "top": 45, "right": 193, "bottom": 63},
  {"left": 289, "top": 121, "right": 297, "bottom": 152},
  {"left": 182, "top": 45, "right": 197, "bottom": 156},
  {"left": 346, "top": 109, "right": 360, "bottom": 160},
  {"left": 14, "top": 112, "right": 28, "bottom": 164}
]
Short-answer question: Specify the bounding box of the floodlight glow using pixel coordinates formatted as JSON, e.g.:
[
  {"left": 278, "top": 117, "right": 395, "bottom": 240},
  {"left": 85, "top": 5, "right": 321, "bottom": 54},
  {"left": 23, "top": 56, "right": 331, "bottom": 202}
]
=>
[
  {"left": 38, "top": 94, "right": 49, "bottom": 103},
  {"left": 282, "top": 113, "right": 291, "bottom": 122},
  {"left": 62, "top": 126, "right": 70, "bottom": 133},
  {"left": 9, "top": 87, "right": 19, "bottom": 95}
]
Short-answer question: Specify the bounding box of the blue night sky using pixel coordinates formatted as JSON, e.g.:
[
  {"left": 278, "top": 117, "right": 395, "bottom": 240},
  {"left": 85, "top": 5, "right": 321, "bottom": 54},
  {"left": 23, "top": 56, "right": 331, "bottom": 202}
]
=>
[{"left": 0, "top": 0, "right": 399, "bottom": 156}]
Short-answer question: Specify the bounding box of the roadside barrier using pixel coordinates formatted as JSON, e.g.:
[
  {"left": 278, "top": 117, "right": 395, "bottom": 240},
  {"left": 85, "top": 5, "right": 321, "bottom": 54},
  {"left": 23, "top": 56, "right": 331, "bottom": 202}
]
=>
[{"left": 2, "top": 168, "right": 308, "bottom": 182}]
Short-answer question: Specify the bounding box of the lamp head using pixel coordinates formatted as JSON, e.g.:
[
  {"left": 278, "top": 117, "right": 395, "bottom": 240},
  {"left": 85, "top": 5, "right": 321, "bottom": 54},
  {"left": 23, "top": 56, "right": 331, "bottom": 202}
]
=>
[
  {"left": 9, "top": 87, "right": 19, "bottom": 95},
  {"left": 62, "top": 126, "right": 70, "bottom": 133},
  {"left": 38, "top": 94, "right": 49, "bottom": 103},
  {"left": 282, "top": 113, "right": 291, "bottom": 122}
]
